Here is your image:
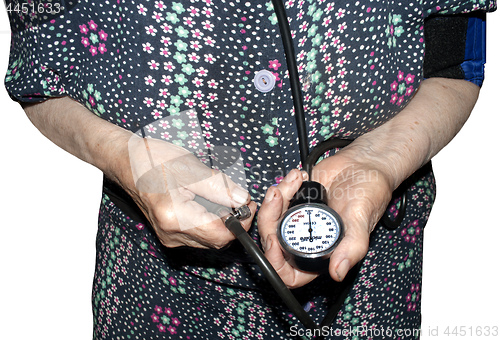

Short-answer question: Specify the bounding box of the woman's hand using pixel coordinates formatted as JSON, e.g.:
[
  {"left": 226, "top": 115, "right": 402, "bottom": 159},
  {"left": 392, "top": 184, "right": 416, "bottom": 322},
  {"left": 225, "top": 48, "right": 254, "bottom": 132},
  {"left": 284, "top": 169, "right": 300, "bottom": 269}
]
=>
[
  {"left": 257, "top": 78, "right": 481, "bottom": 288},
  {"left": 311, "top": 149, "right": 394, "bottom": 282},
  {"left": 23, "top": 97, "right": 256, "bottom": 250},
  {"left": 257, "top": 169, "right": 319, "bottom": 288},
  {"left": 119, "top": 136, "right": 257, "bottom": 249},
  {"left": 257, "top": 154, "right": 393, "bottom": 288}
]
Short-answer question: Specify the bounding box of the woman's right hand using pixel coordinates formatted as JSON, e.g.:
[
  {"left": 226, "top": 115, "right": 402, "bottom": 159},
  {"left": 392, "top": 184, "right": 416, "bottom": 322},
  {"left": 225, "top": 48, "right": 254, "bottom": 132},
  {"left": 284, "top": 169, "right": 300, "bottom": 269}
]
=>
[{"left": 115, "top": 135, "right": 256, "bottom": 249}]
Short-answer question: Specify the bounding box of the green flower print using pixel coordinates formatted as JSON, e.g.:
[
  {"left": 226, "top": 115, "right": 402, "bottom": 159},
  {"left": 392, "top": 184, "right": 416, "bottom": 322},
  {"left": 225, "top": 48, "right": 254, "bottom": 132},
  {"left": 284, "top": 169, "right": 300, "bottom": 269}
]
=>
[{"left": 265, "top": 136, "right": 278, "bottom": 147}]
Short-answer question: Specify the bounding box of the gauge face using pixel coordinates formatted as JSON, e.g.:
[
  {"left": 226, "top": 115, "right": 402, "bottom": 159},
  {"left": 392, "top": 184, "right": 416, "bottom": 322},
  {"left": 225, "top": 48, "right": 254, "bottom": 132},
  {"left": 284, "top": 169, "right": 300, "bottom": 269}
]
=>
[{"left": 280, "top": 204, "right": 342, "bottom": 256}]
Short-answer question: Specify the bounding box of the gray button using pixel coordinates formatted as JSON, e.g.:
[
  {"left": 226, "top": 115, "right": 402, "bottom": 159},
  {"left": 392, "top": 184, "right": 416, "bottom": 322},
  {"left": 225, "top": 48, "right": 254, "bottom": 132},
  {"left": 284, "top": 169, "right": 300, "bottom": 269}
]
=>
[{"left": 254, "top": 70, "right": 276, "bottom": 93}]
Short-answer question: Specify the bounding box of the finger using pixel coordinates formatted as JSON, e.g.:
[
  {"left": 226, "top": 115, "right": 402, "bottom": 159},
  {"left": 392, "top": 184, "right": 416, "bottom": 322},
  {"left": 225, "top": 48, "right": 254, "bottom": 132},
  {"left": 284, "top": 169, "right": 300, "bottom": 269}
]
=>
[
  {"left": 263, "top": 234, "right": 290, "bottom": 277},
  {"left": 257, "top": 186, "right": 283, "bottom": 248},
  {"left": 264, "top": 234, "right": 318, "bottom": 289},
  {"left": 276, "top": 169, "right": 307, "bottom": 213},
  {"left": 239, "top": 201, "right": 258, "bottom": 232},
  {"left": 328, "top": 219, "right": 370, "bottom": 282}
]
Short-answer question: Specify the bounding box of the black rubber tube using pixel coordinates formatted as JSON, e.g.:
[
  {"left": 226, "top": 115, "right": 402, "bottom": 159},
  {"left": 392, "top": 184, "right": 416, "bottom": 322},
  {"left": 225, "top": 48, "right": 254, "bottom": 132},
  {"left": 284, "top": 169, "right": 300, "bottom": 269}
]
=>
[
  {"left": 271, "top": 0, "right": 309, "bottom": 168},
  {"left": 224, "top": 216, "right": 320, "bottom": 331}
]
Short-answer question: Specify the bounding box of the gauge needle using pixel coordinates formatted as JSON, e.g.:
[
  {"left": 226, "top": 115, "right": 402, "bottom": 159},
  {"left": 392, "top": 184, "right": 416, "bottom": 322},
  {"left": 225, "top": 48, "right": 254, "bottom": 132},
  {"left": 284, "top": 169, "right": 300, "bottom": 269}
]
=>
[{"left": 308, "top": 211, "right": 313, "bottom": 242}]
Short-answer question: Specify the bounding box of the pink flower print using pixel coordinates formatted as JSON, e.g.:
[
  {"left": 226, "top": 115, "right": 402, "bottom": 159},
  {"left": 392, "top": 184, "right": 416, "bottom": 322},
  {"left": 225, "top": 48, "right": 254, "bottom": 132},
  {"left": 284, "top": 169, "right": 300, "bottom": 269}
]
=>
[
  {"left": 204, "top": 54, "right": 215, "bottom": 64},
  {"left": 202, "top": 7, "right": 214, "bottom": 17},
  {"left": 151, "top": 313, "right": 160, "bottom": 323},
  {"left": 137, "top": 4, "right": 147, "bottom": 15},
  {"left": 323, "top": 16, "right": 332, "bottom": 26},
  {"left": 192, "top": 77, "right": 203, "bottom": 87},
  {"left": 397, "top": 70, "right": 405, "bottom": 82},
  {"left": 98, "top": 43, "right": 107, "bottom": 54},
  {"left": 161, "top": 23, "right": 173, "bottom": 33},
  {"left": 160, "top": 47, "right": 170, "bottom": 58},
  {"left": 204, "top": 36, "right": 215, "bottom": 47},
  {"left": 161, "top": 75, "right": 172, "bottom": 85},
  {"left": 163, "top": 62, "right": 175, "bottom": 72},
  {"left": 81, "top": 36, "right": 90, "bottom": 47},
  {"left": 156, "top": 99, "right": 167, "bottom": 109},
  {"left": 149, "top": 60, "right": 160, "bottom": 70},
  {"left": 193, "top": 67, "right": 207, "bottom": 79},
  {"left": 188, "top": 52, "right": 200, "bottom": 62},
  {"left": 160, "top": 36, "right": 171, "bottom": 46},
  {"left": 405, "top": 73, "right": 415, "bottom": 84},
  {"left": 167, "top": 326, "right": 177, "bottom": 335},
  {"left": 406, "top": 85, "right": 414, "bottom": 97},
  {"left": 155, "top": 0, "right": 166, "bottom": 10},
  {"left": 89, "top": 95, "right": 96, "bottom": 107},
  {"left": 390, "top": 93, "right": 399, "bottom": 104},
  {"left": 202, "top": 20, "right": 214, "bottom": 30},
  {"left": 151, "top": 109, "right": 161, "bottom": 119},
  {"left": 79, "top": 24, "right": 89, "bottom": 35},
  {"left": 184, "top": 17, "right": 195, "bottom": 27},
  {"left": 336, "top": 8, "right": 346, "bottom": 19},
  {"left": 268, "top": 59, "right": 281, "bottom": 70},
  {"left": 154, "top": 305, "right": 163, "bottom": 314},
  {"left": 88, "top": 20, "right": 98, "bottom": 31},
  {"left": 152, "top": 11, "right": 163, "bottom": 22},
  {"left": 168, "top": 277, "right": 177, "bottom": 286},
  {"left": 157, "top": 324, "right": 167, "bottom": 332},
  {"left": 145, "top": 25, "right": 157, "bottom": 35},
  {"left": 98, "top": 29, "right": 108, "bottom": 41},
  {"left": 144, "top": 75, "right": 156, "bottom": 86},
  {"left": 190, "top": 40, "right": 202, "bottom": 51},
  {"left": 339, "top": 80, "right": 348, "bottom": 91},
  {"left": 142, "top": 42, "right": 154, "bottom": 53},
  {"left": 89, "top": 45, "right": 98, "bottom": 56},
  {"left": 165, "top": 307, "right": 173, "bottom": 316},
  {"left": 390, "top": 80, "right": 399, "bottom": 92}
]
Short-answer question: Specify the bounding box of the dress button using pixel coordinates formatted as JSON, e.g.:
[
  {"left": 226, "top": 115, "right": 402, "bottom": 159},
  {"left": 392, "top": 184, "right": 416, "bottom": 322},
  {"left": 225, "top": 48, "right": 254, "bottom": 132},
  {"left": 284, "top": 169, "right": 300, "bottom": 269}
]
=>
[{"left": 254, "top": 70, "right": 276, "bottom": 93}]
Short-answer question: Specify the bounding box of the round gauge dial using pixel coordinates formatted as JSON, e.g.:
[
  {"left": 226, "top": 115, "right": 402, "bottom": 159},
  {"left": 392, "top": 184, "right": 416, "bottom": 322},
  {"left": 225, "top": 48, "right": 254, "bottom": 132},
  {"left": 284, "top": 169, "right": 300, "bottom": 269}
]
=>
[{"left": 279, "top": 203, "right": 342, "bottom": 258}]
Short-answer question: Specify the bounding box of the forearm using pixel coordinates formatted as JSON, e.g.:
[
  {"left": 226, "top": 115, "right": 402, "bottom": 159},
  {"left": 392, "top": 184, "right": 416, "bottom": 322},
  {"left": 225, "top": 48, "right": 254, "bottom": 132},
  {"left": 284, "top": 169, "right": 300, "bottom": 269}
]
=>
[
  {"left": 346, "top": 78, "right": 480, "bottom": 190},
  {"left": 22, "top": 96, "right": 133, "bottom": 185}
]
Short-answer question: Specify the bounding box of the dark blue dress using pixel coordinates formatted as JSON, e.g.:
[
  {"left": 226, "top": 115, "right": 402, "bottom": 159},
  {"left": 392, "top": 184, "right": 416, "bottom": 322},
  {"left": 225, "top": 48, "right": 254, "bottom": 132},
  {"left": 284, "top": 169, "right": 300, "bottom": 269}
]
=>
[{"left": 5, "top": 0, "right": 496, "bottom": 338}]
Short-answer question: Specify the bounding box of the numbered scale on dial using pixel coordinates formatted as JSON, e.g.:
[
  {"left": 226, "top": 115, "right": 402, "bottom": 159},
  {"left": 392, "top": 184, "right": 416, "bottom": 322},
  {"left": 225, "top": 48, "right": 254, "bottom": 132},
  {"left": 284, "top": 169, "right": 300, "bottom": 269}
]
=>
[{"left": 278, "top": 181, "right": 344, "bottom": 272}]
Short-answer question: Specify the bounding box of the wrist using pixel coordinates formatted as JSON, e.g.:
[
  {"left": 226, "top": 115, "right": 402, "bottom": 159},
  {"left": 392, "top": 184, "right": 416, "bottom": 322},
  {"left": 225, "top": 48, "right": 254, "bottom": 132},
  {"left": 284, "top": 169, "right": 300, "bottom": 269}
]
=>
[
  {"left": 341, "top": 125, "right": 431, "bottom": 192},
  {"left": 97, "top": 128, "right": 135, "bottom": 190}
]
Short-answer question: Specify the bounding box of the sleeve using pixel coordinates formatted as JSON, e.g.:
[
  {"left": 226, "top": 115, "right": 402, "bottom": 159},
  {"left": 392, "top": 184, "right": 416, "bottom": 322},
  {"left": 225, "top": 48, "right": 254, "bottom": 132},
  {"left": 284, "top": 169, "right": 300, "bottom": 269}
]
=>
[
  {"left": 423, "top": 11, "right": 487, "bottom": 87},
  {"left": 4, "top": 3, "right": 68, "bottom": 103}
]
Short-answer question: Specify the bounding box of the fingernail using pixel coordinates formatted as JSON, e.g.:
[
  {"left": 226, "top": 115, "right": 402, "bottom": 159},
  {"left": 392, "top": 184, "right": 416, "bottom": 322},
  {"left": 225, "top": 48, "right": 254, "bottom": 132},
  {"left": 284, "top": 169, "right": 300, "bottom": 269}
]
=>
[
  {"left": 265, "top": 188, "right": 276, "bottom": 203},
  {"left": 336, "top": 259, "right": 351, "bottom": 282},
  {"left": 232, "top": 187, "right": 249, "bottom": 205},
  {"left": 265, "top": 235, "right": 272, "bottom": 252},
  {"left": 301, "top": 171, "right": 308, "bottom": 181},
  {"left": 284, "top": 170, "right": 299, "bottom": 183}
]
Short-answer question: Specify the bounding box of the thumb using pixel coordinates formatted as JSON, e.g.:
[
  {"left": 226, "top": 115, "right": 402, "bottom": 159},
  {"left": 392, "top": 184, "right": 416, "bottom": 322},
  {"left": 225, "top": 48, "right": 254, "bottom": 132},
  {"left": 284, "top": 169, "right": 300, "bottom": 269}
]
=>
[
  {"left": 328, "top": 224, "right": 369, "bottom": 282},
  {"left": 188, "top": 170, "right": 250, "bottom": 208},
  {"left": 164, "top": 153, "right": 250, "bottom": 208}
]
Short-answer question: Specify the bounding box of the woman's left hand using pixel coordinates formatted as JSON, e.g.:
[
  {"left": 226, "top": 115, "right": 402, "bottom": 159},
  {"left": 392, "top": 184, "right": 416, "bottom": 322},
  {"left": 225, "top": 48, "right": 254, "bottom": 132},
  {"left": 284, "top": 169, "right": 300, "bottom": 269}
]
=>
[
  {"left": 258, "top": 78, "right": 481, "bottom": 289},
  {"left": 257, "top": 149, "right": 395, "bottom": 288}
]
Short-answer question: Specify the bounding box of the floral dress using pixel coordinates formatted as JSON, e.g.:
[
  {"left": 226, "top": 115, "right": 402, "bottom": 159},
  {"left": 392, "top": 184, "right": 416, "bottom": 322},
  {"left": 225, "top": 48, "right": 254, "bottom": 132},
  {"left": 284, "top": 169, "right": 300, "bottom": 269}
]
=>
[{"left": 5, "top": 0, "right": 496, "bottom": 339}]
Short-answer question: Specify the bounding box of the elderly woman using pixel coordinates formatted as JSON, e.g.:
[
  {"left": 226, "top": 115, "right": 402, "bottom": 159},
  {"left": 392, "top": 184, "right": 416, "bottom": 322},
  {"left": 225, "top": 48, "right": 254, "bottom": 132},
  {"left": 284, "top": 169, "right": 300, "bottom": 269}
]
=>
[{"left": 5, "top": 0, "right": 496, "bottom": 338}]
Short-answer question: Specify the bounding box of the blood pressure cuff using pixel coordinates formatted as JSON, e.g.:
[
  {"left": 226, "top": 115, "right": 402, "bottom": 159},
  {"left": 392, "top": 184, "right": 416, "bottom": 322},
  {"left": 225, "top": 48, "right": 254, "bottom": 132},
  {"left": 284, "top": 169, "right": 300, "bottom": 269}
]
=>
[{"left": 423, "top": 11, "right": 487, "bottom": 87}]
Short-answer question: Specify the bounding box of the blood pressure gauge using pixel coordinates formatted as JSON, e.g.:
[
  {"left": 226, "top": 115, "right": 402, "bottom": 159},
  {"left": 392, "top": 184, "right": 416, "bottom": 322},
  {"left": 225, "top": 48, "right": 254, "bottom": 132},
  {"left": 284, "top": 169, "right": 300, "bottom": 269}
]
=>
[{"left": 278, "top": 181, "right": 344, "bottom": 272}]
